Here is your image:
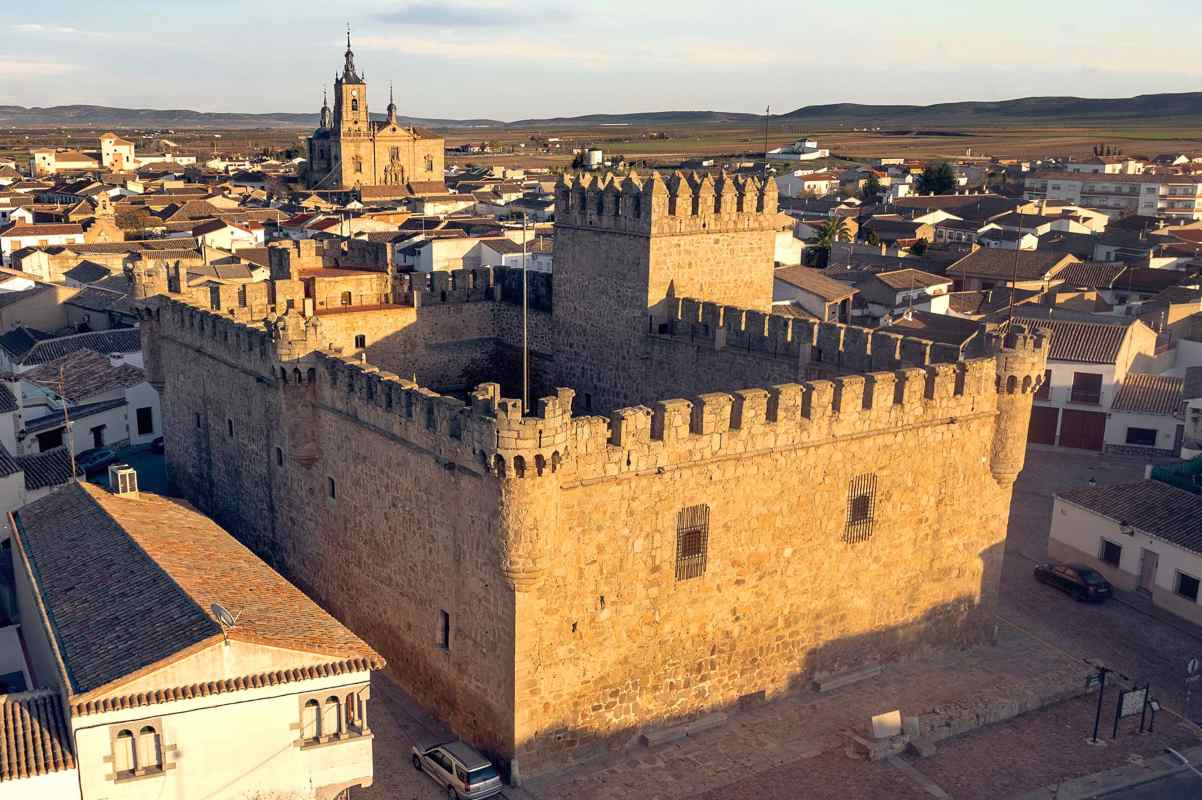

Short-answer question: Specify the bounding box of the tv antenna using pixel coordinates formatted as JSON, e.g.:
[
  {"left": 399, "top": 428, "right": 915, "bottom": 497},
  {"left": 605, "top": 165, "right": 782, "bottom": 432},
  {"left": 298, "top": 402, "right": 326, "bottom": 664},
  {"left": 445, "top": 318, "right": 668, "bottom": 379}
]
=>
[{"left": 211, "top": 602, "right": 241, "bottom": 644}]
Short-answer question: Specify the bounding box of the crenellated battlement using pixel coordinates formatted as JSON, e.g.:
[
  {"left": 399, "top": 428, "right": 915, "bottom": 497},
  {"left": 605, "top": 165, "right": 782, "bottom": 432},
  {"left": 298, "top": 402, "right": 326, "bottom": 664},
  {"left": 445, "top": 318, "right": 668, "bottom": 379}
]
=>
[
  {"left": 395, "top": 265, "right": 552, "bottom": 312},
  {"left": 661, "top": 296, "right": 967, "bottom": 372},
  {"left": 563, "top": 356, "right": 997, "bottom": 484},
  {"left": 554, "top": 169, "right": 780, "bottom": 236}
]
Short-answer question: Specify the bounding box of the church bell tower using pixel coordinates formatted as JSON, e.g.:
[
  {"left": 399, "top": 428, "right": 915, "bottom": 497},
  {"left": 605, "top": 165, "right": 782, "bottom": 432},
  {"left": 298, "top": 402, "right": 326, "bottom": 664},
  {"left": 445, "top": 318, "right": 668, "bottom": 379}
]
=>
[{"left": 334, "top": 26, "right": 368, "bottom": 135}]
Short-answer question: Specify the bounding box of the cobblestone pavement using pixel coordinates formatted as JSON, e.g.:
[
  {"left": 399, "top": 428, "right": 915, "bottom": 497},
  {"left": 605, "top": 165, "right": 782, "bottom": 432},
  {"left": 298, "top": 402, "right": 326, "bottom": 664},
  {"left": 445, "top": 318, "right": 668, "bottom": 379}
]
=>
[
  {"left": 357, "top": 448, "right": 1202, "bottom": 800},
  {"left": 905, "top": 688, "right": 1200, "bottom": 800}
]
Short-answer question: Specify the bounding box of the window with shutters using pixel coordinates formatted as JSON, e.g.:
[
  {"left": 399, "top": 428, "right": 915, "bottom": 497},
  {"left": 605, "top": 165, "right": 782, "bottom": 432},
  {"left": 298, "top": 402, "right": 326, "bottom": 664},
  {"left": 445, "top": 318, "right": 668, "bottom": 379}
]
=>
[
  {"left": 844, "top": 474, "right": 877, "bottom": 544},
  {"left": 113, "top": 729, "right": 136, "bottom": 777},
  {"left": 675, "top": 504, "right": 709, "bottom": 581},
  {"left": 301, "top": 698, "right": 321, "bottom": 742},
  {"left": 137, "top": 726, "right": 162, "bottom": 772}
]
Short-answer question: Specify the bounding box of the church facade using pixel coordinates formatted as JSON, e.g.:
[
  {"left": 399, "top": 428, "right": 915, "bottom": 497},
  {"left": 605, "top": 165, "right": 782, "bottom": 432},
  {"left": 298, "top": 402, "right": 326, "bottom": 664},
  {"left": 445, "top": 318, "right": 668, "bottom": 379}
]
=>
[{"left": 306, "top": 34, "right": 445, "bottom": 191}]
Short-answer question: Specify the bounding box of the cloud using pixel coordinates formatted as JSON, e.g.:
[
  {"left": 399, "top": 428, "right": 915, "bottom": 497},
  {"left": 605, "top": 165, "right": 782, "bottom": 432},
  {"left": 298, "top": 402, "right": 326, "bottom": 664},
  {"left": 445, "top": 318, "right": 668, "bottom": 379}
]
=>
[
  {"left": 14, "top": 23, "right": 81, "bottom": 34},
  {"left": 0, "top": 59, "right": 80, "bottom": 79},
  {"left": 357, "top": 33, "right": 602, "bottom": 64},
  {"left": 371, "top": 1, "right": 568, "bottom": 27}
]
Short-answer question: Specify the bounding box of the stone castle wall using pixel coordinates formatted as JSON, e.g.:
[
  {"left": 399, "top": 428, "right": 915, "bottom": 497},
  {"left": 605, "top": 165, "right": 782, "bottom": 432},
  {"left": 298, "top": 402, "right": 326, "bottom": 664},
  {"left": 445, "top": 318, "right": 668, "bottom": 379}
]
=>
[{"left": 514, "top": 358, "right": 1009, "bottom": 768}]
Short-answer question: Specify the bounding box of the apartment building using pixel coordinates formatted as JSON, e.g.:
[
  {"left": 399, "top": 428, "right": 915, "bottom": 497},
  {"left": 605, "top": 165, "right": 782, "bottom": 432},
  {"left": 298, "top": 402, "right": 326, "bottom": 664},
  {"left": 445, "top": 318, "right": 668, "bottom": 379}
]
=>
[{"left": 1025, "top": 172, "right": 1202, "bottom": 221}]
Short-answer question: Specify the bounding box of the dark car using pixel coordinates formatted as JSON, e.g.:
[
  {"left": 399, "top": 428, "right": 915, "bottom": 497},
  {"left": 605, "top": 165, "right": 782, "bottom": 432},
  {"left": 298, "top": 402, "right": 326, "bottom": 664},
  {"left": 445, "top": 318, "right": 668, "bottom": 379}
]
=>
[
  {"left": 75, "top": 447, "right": 117, "bottom": 474},
  {"left": 150, "top": 436, "right": 165, "bottom": 453},
  {"left": 411, "top": 739, "right": 503, "bottom": 799},
  {"left": 1034, "top": 562, "right": 1113, "bottom": 601}
]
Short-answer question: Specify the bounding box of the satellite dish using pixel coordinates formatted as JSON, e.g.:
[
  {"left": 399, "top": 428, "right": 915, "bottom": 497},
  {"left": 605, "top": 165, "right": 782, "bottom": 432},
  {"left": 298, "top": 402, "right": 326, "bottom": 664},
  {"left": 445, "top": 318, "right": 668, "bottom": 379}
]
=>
[{"left": 211, "top": 602, "right": 238, "bottom": 629}]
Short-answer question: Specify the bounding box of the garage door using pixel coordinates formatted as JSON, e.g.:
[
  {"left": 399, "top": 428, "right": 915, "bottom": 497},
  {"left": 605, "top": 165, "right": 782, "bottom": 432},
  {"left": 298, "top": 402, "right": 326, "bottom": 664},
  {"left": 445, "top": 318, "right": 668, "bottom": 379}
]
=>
[
  {"left": 1028, "top": 405, "right": 1059, "bottom": 445},
  {"left": 1059, "top": 409, "right": 1106, "bottom": 451}
]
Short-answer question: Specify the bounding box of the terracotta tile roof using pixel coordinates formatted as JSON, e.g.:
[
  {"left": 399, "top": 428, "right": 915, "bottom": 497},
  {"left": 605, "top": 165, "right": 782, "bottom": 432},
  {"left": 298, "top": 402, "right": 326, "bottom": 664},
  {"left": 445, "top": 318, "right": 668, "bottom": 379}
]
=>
[
  {"left": 0, "top": 327, "right": 52, "bottom": 361},
  {"left": 62, "top": 260, "right": 112, "bottom": 284},
  {"left": 947, "top": 249, "right": 1076, "bottom": 280},
  {"left": 1056, "top": 261, "right": 1128, "bottom": 289},
  {"left": 18, "top": 329, "right": 141, "bottom": 367},
  {"left": 774, "top": 266, "right": 858, "bottom": 301},
  {"left": 879, "top": 310, "right": 980, "bottom": 348},
  {"left": 1058, "top": 480, "right": 1202, "bottom": 554},
  {"left": 15, "top": 447, "right": 79, "bottom": 491},
  {"left": 0, "top": 441, "right": 18, "bottom": 478},
  {"left": 1110, "top": 374, "right": 1184, "bottom": 416},
  {"left": 0, "top": 691, "right": 76, "bottom": 782},
  {"left": 0, "top": 285, "right": 54, "bottom": 310},
  {"left": 1003, "top": 313, "right": 1134, "bottom": 364},
  {"left": 24, "top": 349, "right": 145, "bottom": 402},
  {"left": 0, "top": 224, "right": 83, "bottom": 238},
  {"left": 871, "top": 268, "right": 951, "bottom": 291},
  {"left": 12, "top": 482, "right": 382, "bottom": 700},
  {"left": 0, "top": 384, "right": 15, "bottom": 414},
  {"left": 62, "top": 286, "right": 130, "bottom": 315}
]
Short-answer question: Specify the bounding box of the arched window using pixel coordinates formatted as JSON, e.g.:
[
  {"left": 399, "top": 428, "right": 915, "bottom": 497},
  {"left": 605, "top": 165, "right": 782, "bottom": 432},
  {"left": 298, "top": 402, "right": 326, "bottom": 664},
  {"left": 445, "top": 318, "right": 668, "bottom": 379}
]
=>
[
  {"left": 351, "top": 97, "right": 359, "bottom": 113},
  {"left": 322, "top": 696, "right": 342, "bottom": 738},
  {"left": 353, "top": 156, "right": 363, "bottom": 174},
  {"left": 345, "top": 692, "right": 359, "bottom": 731},
  {"left": 302, "top": 699, "right": 321, "bottom": 741},
  {"left": 114, "top": 729, "right": 137, "bottom": 775},
  {"left": 137, "top": 726, "right": 162, "bottom": 772},
  {"left": 340, "top": 291, "right": 352, "bottom": 306},
  {"left": 424, "top": 154, "right": 434, "bottom": 172}
]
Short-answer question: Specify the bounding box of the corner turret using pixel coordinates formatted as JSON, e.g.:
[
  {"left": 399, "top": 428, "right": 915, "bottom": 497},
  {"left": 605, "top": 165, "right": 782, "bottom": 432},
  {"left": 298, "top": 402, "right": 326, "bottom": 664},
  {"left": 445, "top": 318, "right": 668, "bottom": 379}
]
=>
[{"left": 989, "top": 323, "right": 1049, "bottom": 488}]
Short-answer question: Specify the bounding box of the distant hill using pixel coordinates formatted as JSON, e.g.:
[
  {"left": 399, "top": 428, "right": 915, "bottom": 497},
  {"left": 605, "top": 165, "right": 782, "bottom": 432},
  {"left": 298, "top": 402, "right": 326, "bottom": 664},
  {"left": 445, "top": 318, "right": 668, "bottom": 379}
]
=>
[{"left": 1, "top": 93, "right": 1200, "bottom": 130}]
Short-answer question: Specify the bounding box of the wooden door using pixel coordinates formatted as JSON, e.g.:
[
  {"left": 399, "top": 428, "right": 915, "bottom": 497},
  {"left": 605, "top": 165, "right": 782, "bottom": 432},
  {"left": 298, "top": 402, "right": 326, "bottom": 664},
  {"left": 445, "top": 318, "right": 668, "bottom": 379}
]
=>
[
  {"left": 1059, "top": 409, "right": 1106, "bottom": 451},
  {"left": 1028, "top": 405, "right": 1059, "bottom": 445}
]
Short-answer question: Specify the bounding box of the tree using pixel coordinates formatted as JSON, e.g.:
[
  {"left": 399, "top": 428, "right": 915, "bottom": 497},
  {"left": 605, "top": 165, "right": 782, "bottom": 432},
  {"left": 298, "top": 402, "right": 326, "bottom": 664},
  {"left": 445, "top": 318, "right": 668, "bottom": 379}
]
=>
[
  {"left": 862, "top": 171, "right": 883, "bottom": 203},
  {"left": 916, "top": 162, "right": 956, "bottom": 195},
  {"left": 909, "top": 238, "right": 928, "bottom": 256},
  {"left": 809, "top": 216, "right": 851, "bottom": 268},
  {"left": 865, "top": 228, "right": 881, "bottom": 247}
]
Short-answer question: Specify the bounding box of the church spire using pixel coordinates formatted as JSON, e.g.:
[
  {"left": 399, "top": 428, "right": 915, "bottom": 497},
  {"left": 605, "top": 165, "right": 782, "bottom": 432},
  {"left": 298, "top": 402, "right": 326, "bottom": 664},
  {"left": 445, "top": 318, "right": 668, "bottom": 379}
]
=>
[
  {"left": 387, "top": 83, "right": 397, "bottom": 123},
  {"left": 320, "top": 87, "right": 332, "bottom": 129},
  {"left": 342, "top": 22, "right": 362, "bottom": 83}
]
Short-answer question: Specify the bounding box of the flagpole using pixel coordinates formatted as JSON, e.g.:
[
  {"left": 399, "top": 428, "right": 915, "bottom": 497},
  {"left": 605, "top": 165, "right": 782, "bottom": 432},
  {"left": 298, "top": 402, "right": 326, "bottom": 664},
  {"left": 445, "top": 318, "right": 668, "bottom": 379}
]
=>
[{"left": 522, "top": 212, "right": 529, "bottom": 414}]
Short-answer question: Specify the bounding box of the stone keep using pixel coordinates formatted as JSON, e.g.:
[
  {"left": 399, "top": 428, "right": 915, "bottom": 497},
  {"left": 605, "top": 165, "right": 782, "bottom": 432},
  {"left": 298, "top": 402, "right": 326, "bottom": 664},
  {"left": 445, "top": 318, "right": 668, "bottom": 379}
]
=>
[{"left": 131, "top": 170, "right": 1047, "bottom": 778}]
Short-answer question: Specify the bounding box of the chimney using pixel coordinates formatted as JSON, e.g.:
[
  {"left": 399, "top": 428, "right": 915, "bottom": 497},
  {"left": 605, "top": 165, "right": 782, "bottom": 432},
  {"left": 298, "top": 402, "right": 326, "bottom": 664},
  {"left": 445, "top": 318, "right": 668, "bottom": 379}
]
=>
[{"left": 108, "top": 464, "right": 139, "bottom": 497}]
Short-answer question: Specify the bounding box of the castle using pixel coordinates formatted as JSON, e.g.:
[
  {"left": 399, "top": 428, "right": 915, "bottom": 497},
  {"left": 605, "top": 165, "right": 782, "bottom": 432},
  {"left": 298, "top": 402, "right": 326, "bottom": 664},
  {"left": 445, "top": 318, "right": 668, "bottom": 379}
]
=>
[
  {"left": 305, "top": 30, "right": 444, "bottom": 190},
  {"left": 130, "top": 170, "right": 1047, "bottom": 778}
]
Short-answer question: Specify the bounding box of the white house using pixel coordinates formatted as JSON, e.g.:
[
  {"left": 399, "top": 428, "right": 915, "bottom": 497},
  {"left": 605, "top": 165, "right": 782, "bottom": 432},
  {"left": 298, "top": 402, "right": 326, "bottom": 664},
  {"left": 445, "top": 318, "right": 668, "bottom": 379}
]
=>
[
  {"left": 5, "top": 477, "right": 385, "bottom": 800},
  {"left": 0, "top": 224, "right": 86, "bottom": 266},
  {"left": 1181, "top": 366, "right": 1202, "bottom": 459},
  {"left": 1103, "top": 373, "right": 1185, "bottom": 457},
  {"left": 767, "top": 138, "right": 830, "bottom": 162},
  {"left": 19, "top": 349, "right": 159, "bottom": 454},
  {"left": 0, "top": 206, "right": 34, "bottom": 227},
  {"left": 1049, "top": 480, "right": 1202, "bottom": 625},
  {"left": 1021, "top": 313, "right": 1158, "bottom": 451}
]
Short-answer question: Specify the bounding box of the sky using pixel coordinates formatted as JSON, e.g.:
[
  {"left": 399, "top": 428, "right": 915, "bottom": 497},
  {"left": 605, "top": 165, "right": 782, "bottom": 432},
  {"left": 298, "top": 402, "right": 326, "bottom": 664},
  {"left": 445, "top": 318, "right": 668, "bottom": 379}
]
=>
[{"left": 2, "top": 0, "right": 1199, "bottom": 120}]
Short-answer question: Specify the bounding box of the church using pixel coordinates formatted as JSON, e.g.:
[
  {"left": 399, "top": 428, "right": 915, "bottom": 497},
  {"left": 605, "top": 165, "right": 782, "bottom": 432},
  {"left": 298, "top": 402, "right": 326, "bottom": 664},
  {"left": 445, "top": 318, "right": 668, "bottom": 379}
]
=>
[{"left": 306, "top": 32, "right": 444, "bottom": 191}]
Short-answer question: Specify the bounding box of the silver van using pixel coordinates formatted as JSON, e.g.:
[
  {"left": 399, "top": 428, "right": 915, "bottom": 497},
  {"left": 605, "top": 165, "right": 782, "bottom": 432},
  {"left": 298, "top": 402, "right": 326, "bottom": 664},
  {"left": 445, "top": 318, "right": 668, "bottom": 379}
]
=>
[{"left": 412, "top": 738, "right": 504, "bottom": 799}]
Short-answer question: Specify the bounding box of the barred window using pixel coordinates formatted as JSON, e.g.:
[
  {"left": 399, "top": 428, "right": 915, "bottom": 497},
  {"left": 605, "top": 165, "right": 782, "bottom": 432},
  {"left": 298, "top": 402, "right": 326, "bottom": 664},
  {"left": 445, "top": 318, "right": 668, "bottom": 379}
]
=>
[
  {"left": 675, "top": 504, "right": 710, "bottom": 581},
  {"left": 844, "top": 474, "right": 877, "bottom": 544}
]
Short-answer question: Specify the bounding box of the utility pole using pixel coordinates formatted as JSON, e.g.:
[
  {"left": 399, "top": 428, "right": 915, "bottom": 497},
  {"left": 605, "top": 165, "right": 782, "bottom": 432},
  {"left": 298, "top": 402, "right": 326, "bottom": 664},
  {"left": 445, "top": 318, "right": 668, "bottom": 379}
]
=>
[
  {"left": 762, "top": 105, "right": 771, "bottom": 177},
  {"left": 54, "top": 366, "right": 77, "bottom": 480}
]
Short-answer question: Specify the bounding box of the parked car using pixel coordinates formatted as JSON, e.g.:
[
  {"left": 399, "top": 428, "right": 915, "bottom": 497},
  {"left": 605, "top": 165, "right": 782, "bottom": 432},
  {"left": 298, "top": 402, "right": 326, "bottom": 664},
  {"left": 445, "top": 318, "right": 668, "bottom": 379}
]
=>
[
  {"left": 1033, "top": 562, "right": 1113, "bottom": 602},
  {"left": 75, "top": 447, "right": 117, "bottom": 475},
  {"left": 412, "top": 739, "right": 503, "bottom": 799},
  {"left": 150, "top": 436, "right": 165, "bottom": 453}
]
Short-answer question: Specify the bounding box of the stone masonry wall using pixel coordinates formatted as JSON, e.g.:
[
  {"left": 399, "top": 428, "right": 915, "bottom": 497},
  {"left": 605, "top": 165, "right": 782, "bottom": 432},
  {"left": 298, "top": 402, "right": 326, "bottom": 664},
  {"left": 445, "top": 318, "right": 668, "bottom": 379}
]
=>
[
  {"left": 151, "top": 309, "right": 520, "bottom": 763},
  {"left": 510, "top": 359, "right": 1013, "bottom": 771}
]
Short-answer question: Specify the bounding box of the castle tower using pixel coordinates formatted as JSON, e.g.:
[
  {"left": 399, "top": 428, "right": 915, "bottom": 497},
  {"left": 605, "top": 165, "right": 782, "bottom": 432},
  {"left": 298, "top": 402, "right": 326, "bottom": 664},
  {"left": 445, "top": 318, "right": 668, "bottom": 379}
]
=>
[
  {"left": 989, "top": 323, "right": 1049, "bottom": 487},
  {"left": 551, "top": 170, "right": 781, "bottom": 412}
]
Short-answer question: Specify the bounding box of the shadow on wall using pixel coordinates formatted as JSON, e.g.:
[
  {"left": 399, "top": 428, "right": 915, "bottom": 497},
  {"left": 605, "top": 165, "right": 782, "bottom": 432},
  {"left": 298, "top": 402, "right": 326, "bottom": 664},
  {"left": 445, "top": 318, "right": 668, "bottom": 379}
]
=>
[{"left": 513, "top": 540, "right": 1007, "bottom": 778}]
